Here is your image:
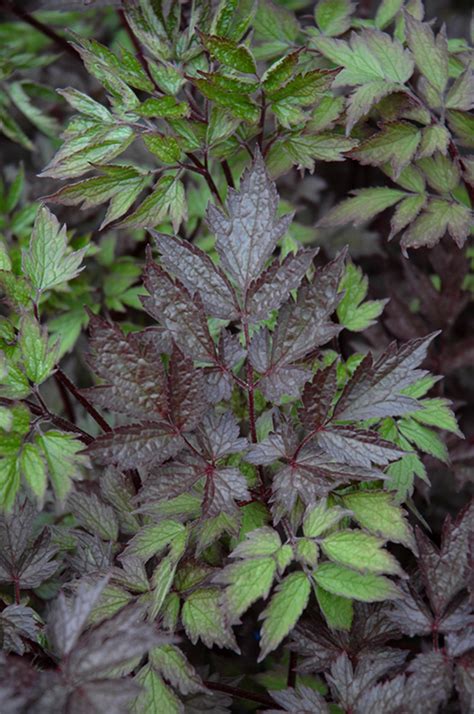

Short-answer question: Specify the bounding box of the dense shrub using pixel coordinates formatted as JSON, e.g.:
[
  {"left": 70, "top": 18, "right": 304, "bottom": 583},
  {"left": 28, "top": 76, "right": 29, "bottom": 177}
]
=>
[{"left": 0, "top": 1, "right": 472, "bottom": 712}]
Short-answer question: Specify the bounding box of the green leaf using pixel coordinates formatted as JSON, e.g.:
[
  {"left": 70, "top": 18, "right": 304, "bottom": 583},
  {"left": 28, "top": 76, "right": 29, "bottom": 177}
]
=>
[
  {"left": 218, "top": 557, "right": 277, "bottom": 621},
  {"left": 375, "top": 0, "right": 404, "bottom": 29},
  {"left": 446, "top": 67, "right": 474, "bottom": 111},
  {"left": 410, "top": 398, "right": 462, "bottom": 436},
  {"left": 262, "top": 51, "right": 301, "bottom": 91},
  {"left": 40, "top": 125, "right": 135, "bottom": 180},
  {"left": 124, "top": 521, "right": 186, "bottom": 562},
  {"left": 45, "top": 165, "right": 149, "bottom": 230},
  {"left": 149, "top": 556, "right": 178, "bottom": 621},
  {"left": 182, "top": 588, "right": 239, "bottom": 651},
  {"left": 417, "top": 153, "right": 460, "bottom": 194},
  {"left": 315, "top": 584, "right": 353, "bottom": 630},
  {"left": 314, "top": 28, "right": 413, "bottom": 86},
  {"left": 341, "top": 490, "right": 415, "bottom": 550},
  {"left": 0, "top": 104, "right": 33, "bottom": 150},
  {"left": 268, "top": 133, "right": 357, "bottom": 174},
  {"left": 36, "top": 431, "right": 90, "bottom": 502},
  {"left": 138, "top": 96, "right": 190, "bottom": 119},
  {"left": 417, "top": 125, "right": 450, "bottom": 159},
  {"left": 303, "top": 499, "right": 351, "bottom": 538},
  {"left": 352, "top": 122, "right": 421, "bottom": 178},
  {"left": 318, "top": 187, "right": 406, "bottom": 227},
  {"left": 0, "top": 457, "right": 20, "bottom": 511},
  {"left": 57, "top": 87, "right": 112, "bottom": 122},
  {"left": 313, "top": 563, "right": 400, "bottom": 602},
  {"left": 193, "top": 78, "right": 259, "bottom": 122},
  {"left": 405, "top": 13, "right": 448, "bottom": 95},
  {"left": 447, "top": 110, "right": 474, "bottom": 148},
  {"left": 230, "top": 527, "right": 282, "bottom": 558},
  {"left": 397, "top": 418, "right": 449, "bottom": 462},
  {"left": 258, "top": 571, "right": 311, "bottom": 661},
  {"left": 17, "top": 316, "right": 58, "bottom": 385},
  {"left": 150, "top": 645, "right": 204, "bottom": 695},
  {"left": 315, "top": 0, "right": 354, "bottom": 37},
  {"left": 143, "top": 133, "right": 182, "bottom": 164},
  {"left": 321, "top": 530, "right": 403, "bottom": 575},
  {"left": 132, "top": 665, "right": 182, "bottom": 714},
  {"left": 118, "top": 176, "right": 187, "bottom": 232},
  {"left": 296, "top": 538, "right": 319, "bottom": 567},
  {"left": 337, "top": 263, "right": 387, "bottom": 332},
  {"left": 201, "top": 34, "right": 256, "bottom": 74},
  {"left": 20, "top": 443, "right": 47, "bottom": 506},
  {"left": 389, "top": 193, "right": 426, "bottom": 240},
  {"left": 22, "top": 206, "right": 86, "bottom": 294},
  {"left": 401, "top": 199, "right": 471, "bottom": 251}
]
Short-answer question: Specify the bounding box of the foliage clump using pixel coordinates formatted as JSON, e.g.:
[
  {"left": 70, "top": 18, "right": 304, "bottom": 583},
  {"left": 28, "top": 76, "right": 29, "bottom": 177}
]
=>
[{"left": 0, "top": 0, "right": 472, "bottom": 712}]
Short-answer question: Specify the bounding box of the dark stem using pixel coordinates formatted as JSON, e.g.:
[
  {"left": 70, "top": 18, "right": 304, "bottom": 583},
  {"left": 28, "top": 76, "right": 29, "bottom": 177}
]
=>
[
  {"left": 118, "top": 9, "right": 163, "bottom": 95},
  {"left": 447, "top": 141, "right": 474, "bottom": 205},
  {"left": 221, "top": 159, "right": 235, "bottom": 189},
  {"left": 186, "top": 152, "right": 224, "bottom": 207},
  {"left": 287, "top": 651, "right": 298, "bottom": 688},
  {"left": 13, "top": 577, "right": 20, "bottom": 605},
  {"left": 0, "top": 397, "right": 93, "bottom": 444},
  {"left": 243, "top": 322, "right": 266, "bottom": 494},
  {"left": 203, "top": 681, "right": 282, "bottom": 709},
  {"left": 54, "top": 368, "right": 111, "bottom": 433},
  {"left": 54, "top": 374, "right": 76, "bottom": 424},
  {"left": 258, "top": 92, "right": 267, "bottom": 150},
  {"left": 1, "top": 1, "right": 78, "bottom": 59},
  {"left": 243, "top": 323, "right": 258, "bottom": 445}
]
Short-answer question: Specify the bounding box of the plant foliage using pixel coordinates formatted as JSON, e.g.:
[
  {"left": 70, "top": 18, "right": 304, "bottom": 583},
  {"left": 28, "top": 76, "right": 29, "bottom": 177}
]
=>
[{"left": 0, "top": 0, "right": 472, "bottom": 711}]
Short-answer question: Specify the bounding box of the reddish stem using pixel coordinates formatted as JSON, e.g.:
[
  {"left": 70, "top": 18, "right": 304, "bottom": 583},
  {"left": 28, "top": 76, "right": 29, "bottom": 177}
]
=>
[
  {"left": 287, "top": 651, "right": 298, "bottom": 688},
  {"left": 55, "top": 368, "right": 111, "bottom": 433},
  {"left": 203, "top": 680, "right": 282, "bottom": 709}
]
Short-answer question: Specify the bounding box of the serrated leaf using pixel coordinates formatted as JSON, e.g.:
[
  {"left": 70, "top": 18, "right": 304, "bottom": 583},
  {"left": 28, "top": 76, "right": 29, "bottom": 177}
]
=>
[
  {"left": 316, "top": 28, "right": 413, "bottom": 85},
  {"left": 303, "top": 499, "right": 351, "bottom": 538},
  {"left": 341, "top": 490, "right": 415, "bottom": 550},
  {"left": 352, "top": 122, "right": 421, "bottom": 178},
  {"left": 118, "top": 175, "right": 186, "bottom": 232},
  {"left": 143, "top": 133, "right": 182, "bottom": 164},
  {"left": 401, "top": 199, "right": 471, "bottom": 251},
  {"left": 19, "top": 443, "right": 47, "bottom": 503},
  {"left": 207, "top": 150, "right": 292, "bottom": 292},
  {"left": 315, "top": 0, "right": 354, "bottom": 37},
  {"left": 313, "top": 563, "right": 401, "bottom": 602},
  {"left": 22, "top": 206, "right": 86, "bottom": 294},
  {"left": 315, "top": 585, "right": 353, "bottom": 631},
  {"left": 45, "top": 165, "right": 149, "bottom": 230},
  {"left": 397, "top": 418, "right": 449, "bottom": 462},
  {"left": 138, "top": 96, "right": 190, "bottom": 119},
  {"left": 17, "top": 315, "right": 58, "bottom": 385},
  {"left": 258, "top": 571, "right": 311, "bottom": 661},
  {"left": 153, "top": 232, "right": 237, "bottom": 320},
  {"left": 201, "top": 34, "right": 256, "bottom": 74},
  {"left": 334, "top": 334, "right": 436, "bottom": 422},
  {"left": 182, "top": 587, "right": 239, "bottom": 651},
  {"left": 389, "top": 193, "right": 426, "bottom": 240},
  {"left": 405, "top": 13, "right": 448, "bottom": 95},
  {"left": 217, "top": 556, "right": 277, "bottom": 621},
  {"left": 150, "top": 644, "right": 204, "bottom": 695},
  {"left": 337, "top": 263, "right": 387, "bottom": 331},
  {"left": 132, "top": 665, "right": 183, "bottom": 714},
  {"left": 409, "top": 398, "right": 462, "bottom": 436},
  {"left": 318, "top": 188, "right": 406, "bottom": 228},
  {"left": 36, "top": 430, "right": 89, "bottom": 502},
  {"left": 122, "top": 520, "right": 186, "bottom": 562},
  {"left": 40, "top": 125, "right": 135, "bottom": 180},
  {"left": 321, "top": 530, "right": 403, "bottom": 575}
]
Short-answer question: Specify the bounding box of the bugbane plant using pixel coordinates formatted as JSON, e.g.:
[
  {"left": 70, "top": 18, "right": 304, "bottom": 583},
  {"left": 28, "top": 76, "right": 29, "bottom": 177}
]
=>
[{"left": 0, "top": 0, "right": 472, "bottom": 712}]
